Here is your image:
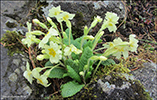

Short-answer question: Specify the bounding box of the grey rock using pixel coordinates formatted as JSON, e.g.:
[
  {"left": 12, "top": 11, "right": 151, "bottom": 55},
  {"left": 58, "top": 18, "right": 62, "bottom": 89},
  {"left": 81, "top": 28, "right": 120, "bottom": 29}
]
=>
[
  {"left": 20, "top": 65, "right": 26, "bottom": 72},
  {"left": 23, "top": 86, "right": 32, "bottom": 96},
  {"left": 14, "top": 68, "right": 21, "bottom": 75},
  {"left": 8, "top": 73, "right": 18, "bottom": 82},
  {"left": 97, "top": 79, "right": 115, "bottom": 95},
  {"left": 12, "top": 59, "right": 21, "bottom": 67},
  {"left": 131, "top": 62, "right": 157, "bottom": 100}
]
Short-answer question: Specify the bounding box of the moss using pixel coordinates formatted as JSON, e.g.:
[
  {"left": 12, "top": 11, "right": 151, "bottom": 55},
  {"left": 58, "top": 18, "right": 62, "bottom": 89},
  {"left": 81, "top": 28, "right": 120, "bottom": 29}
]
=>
[
  {"left": 0, "top": 30, "right": 26, "bottom": 56},
  {"left": 5, "top": 21, "right": 17, "bottom": 28},
  {"left": 72, "top": 12, "right": 87, "bottom": 39}
]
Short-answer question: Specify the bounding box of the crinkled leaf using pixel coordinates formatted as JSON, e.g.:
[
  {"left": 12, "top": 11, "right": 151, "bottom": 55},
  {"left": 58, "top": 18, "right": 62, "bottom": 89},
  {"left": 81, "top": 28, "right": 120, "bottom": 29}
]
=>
[
  {"left": 95, "top": 59, "right": 116, "bottom": 66},
  {"left": 49, "top": 67, "right": 67, "bottom": 78},
  {"left": 71, "top": 52, "right": 79, "bottom": 60},
  {"left": 65, "top": 59, "right": 79, "bottom": 73},
  {"left": 63, "top": 39, "right": 81, "bottom": 49},
  {"left": 79, "top": 47, "right": 93, "bottom": 72},
  {"left": 61, "top": 81, "right": 84, "bottom": 98},
  {"left": 83, "top": 40, "right": 93, "bottom": 49},
  {"left": 64, "top": 65, "right": 82, "bottom": 83}
]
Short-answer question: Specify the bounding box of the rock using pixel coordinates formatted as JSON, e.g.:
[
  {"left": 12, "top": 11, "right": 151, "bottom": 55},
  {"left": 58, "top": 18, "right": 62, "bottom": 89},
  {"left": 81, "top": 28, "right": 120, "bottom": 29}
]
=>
[
  {"left": 131, "top": 62, "right": 157, "bottom": 100},
  {"left": 1, "top": 1, "right": 37, "bottom": 22},
  {"left": 12, "top": 59, "right": 21, "bottom": 67},
  {"left": 8, "top": 73, "right": 18, "bottom": 82},
  {"left": 42, "top": 1, "right": 126, "bottom": 38},
  {"left": 67, "top": 73, "right": 152, "bottom": 100},
  {"left": 23, "top": 86, "right": 32, "bottom": 96}
]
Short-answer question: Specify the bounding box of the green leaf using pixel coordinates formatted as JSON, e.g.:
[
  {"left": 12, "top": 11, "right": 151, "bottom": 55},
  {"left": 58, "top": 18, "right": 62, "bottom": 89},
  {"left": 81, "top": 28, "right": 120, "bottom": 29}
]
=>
[
  {"left": 45, "top": 60, "right": 53, "bottom": 66},
  {"left": 85, "top": 71, "right": 92, "bottom": 80},
  {"left": 65, "top": 28, "right": 73, "bottom": 40},
  {"left": 95, "top": 59, "right": 116, "bottom": 66},
  {"left": 83, "top": 40, "right": 93, "bottom": 49},
  {"left": 65, "top": 59, "right": 79, "bottom": 73},
  {"left": 61, "top": 81, "right": 84, "bottom": 98},
  {"left": 63, "top": 38, "right": 81, "bottom": 49},
  {"left": 79, "top": 47, "right": 93, "bottom": 72},
  {"left": 64, "top": 65, "right": 82, "bottom": 83},
  {"left": 71, "top": 52, "right": 80, "bottom": 60},
  {"left": 98, "top": 39, "right": 103, "bottom": 43},
  {"left": 49, "top": 67, "right": 67, "bottom": 78}
]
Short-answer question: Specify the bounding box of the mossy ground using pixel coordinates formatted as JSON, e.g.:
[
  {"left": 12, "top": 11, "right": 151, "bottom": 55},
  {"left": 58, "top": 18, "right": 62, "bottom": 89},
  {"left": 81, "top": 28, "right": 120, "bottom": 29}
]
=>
[{"left": 0, "top": 30, "right": 26, "bottom": 56}]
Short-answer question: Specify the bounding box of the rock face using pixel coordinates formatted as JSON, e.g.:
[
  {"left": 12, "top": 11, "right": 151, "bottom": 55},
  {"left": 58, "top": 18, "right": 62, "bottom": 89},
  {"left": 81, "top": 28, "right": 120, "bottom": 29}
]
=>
[
  {"left": 1, "top": 1, "right": 36, "bottom": 100},
  {"left": 42, "top": 1, "right": 126, "bottom": 38},
  {"left": 1, "top": 0, "right": 156, "bottom": 100}
]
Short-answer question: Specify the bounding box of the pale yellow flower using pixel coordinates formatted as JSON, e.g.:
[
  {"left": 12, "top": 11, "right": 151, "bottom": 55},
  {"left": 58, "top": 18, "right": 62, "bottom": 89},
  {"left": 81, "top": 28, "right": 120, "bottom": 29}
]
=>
[
  {"left": 39, "top": 27, "right": 58, "bottom": 48},
  {"left": 56, "top": 11, "right": 75, "bottom": 22},
  {"left": 22, "top": 32, "right": 41, "bottom": 47},
  {"left": 129, "top": 34, "right": 139, "bottom": 53},
  {"left": 44, "top": 41, "right": 62, "bottom": 63},
  {"left": 22, "top": 22, "right": 41, "bottom": 47},
  {"left": 64, "top": 44, "right": 82, "bottom": 56},
  {"left": 48, "top": 5, "right": 62, "bottom": 17},
  {"left": 101, "top": 12, "right": 119, "bottom": 33},
  {"left": 90, "top": 15, "right": 103, "bottom": 28},
  {"left": 105, "top": 12, "right": 119, "bottom": 24},
  {"left": 23, "top": 62, "right": 33, "bottom": 84},
  {"left": 32, "top": 68, "right": 50, "bottom": 87}
]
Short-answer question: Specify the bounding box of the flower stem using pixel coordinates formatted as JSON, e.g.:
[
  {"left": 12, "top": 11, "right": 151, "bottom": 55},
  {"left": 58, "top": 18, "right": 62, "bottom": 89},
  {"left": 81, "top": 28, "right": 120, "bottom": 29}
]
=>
[
  {"left": 92, "top": 60, "right": 102, "bottom": 77},
  {"left": 69, "top": 27, "right": 71, "bottom": 45}
]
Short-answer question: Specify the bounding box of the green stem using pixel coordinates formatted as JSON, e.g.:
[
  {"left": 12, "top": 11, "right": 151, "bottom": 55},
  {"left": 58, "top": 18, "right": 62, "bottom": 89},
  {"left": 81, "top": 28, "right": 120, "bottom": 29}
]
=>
[
  {"left": 80, "top": 36, "right": 84, "bottom": 50},
  {"left": 59, "top": 61, "right": 65, "bottom": 67},
  {"left": 92, "top": 60, "right": 102, "bottom": 77},
  {"left": 94, "top": 46, "right": 107, "bottom": 52},
  {"left": 69, "top": 27, "right": 71, "bottom": 45},
  {"left": 59, "top": 22, "right": 65, "bottom": 60},
  {"left": 83, "top": 70, "right": 86, "bottom": 85}
]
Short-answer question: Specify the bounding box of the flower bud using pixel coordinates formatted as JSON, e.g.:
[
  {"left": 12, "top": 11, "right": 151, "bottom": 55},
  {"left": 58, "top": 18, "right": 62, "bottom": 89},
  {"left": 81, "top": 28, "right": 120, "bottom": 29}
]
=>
[
  {"left": 83, "top": 65, "right": 88, "bottom": 70},
  {"left": 79, "top": 71, "right": 84, "bottom": 76},
  {"left": 41, "top": 50, "right": 45, "bottom": 53},
  {"left": 84, "top": 26, "right": 88, "bottom": 35},
  {"left": 83, "top": 35, "right": 94, "bottom": 40},
  {"left": 36, "top": 55, "right": 45, "bottom": 60},
  {"left": 33, "top": 19, "right": 40, "bottom": 24},
  {"left": 99, "top": 56, "right": 107, "bottom": 61}
]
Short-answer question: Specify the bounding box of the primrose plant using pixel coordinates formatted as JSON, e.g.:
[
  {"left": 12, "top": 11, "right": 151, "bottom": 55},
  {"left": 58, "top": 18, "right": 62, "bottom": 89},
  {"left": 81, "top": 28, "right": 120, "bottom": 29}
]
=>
[{"left": 22, "top": 5, "right": 139, "bottom": 98}]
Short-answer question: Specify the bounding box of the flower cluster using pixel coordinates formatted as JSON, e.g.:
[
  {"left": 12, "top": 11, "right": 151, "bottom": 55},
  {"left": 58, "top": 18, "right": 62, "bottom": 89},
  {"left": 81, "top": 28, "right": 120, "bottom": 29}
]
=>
[
  {"left": 103, "top": 34, "right": 139, "bottom": 59},
  {"left": 22, "top": 5, "right": 139, "bottom": 98}
]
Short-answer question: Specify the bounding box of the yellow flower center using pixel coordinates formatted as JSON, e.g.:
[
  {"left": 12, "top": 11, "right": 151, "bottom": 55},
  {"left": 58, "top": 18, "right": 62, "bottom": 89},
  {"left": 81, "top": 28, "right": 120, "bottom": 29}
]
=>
[
  {"left": 48, "top": 48, "right": 56, "bottom": 57},
  {"left": 108, "top": 22, "right": 113, "bottom": 26},
  {"left": 130, "top": 41, "right": 134, "bottom": 47},
  {"left": 37, "top": 78, "right": 43, "bottom": 84},
  {"left": 54, "top": 11, "right": 59, "bottom": 15},
  {"left": 114, "top": 47, "right": 124, "bottom": 52},
  {"left": 45, "top": 31, "right": 49, "bottom": 37},
  {"left": 63, "top": 15, "right": 69, "bottom": 21},
  {"left": 108, "top": 18, "right": 112, "bottom": 22}
]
